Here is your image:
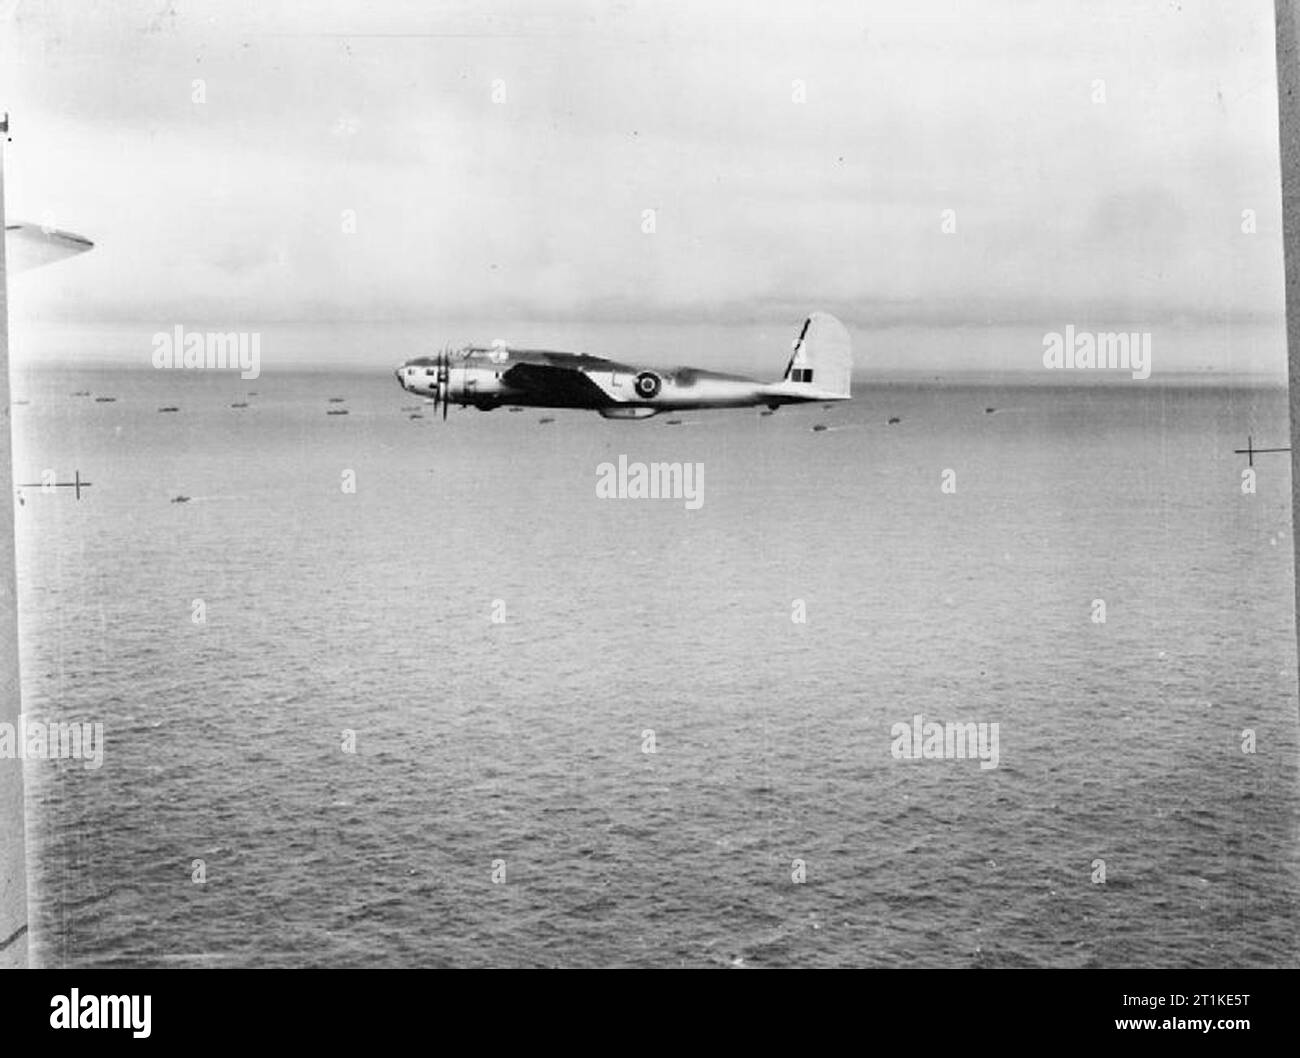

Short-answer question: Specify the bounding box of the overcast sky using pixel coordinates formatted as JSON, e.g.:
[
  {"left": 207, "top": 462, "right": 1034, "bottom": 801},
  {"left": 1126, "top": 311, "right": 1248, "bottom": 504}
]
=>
[{"left": 0, "top": 0, "right": 1287, "bottom": 368}]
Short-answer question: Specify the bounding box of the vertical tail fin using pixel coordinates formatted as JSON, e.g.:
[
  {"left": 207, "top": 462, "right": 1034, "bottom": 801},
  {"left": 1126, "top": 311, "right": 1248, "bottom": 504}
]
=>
[{"left": 781, "top": 312, "right": 851, "bottom": 398}]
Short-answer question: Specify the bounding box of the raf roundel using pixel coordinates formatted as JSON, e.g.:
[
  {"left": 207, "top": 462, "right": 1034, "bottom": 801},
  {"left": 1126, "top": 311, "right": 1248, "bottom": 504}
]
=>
[{"left": 634, "top": 371, "right": 662, "bottom": 399}]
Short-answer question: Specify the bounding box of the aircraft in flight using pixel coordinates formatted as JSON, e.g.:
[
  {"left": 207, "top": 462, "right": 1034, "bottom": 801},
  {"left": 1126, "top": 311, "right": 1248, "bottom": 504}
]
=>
[{"left": 395, "top": 312, "right": 852, "bottom": 419}]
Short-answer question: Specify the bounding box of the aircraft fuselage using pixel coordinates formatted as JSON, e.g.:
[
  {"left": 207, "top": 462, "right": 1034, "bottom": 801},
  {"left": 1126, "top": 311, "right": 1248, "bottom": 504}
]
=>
[{"left": 395, "top": 315, "right": 853, "bottom": 420}]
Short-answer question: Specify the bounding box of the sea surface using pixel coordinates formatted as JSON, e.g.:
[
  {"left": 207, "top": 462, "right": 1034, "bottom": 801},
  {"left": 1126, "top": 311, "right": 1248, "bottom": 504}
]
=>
[{"left": 10, "top": 359, "right": 1299, "bottom": 968}]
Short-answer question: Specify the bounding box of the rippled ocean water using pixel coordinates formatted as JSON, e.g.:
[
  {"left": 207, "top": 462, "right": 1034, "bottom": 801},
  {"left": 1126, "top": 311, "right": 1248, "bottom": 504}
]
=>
[{"left": 11, "top": 360, "right": 1299, "bottom": 968}]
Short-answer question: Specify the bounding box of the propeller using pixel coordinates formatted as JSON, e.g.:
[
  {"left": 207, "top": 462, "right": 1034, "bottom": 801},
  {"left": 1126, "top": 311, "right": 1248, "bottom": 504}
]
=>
[
  {"left": 439, "top": 346, "right": 450, "bottom": 420},
  {"left": 434, "top": 343, "right": 444, "bottom": 418},
  {"left": 429, "top": 345, "right": 451, "bottom": 420}
]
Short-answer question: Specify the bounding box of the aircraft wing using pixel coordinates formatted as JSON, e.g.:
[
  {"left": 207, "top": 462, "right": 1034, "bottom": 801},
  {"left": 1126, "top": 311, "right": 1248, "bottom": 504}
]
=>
[
  {"left": 500, "top": 361, "right": 614, "bottom": 408},
  {"left": 4, "top": 223, "right": 94, "bottom": 273}
]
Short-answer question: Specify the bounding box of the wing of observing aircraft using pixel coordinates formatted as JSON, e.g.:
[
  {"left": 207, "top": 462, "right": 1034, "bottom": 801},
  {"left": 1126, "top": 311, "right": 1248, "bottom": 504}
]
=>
[{"left": 4, "top": 223, "right": 95, "bottom": 273}]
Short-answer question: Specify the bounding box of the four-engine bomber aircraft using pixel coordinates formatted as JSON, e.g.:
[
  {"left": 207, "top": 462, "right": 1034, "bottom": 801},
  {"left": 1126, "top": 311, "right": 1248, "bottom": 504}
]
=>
[{"left": 395, "top": 312, "right": 852, "bottom": 419}]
